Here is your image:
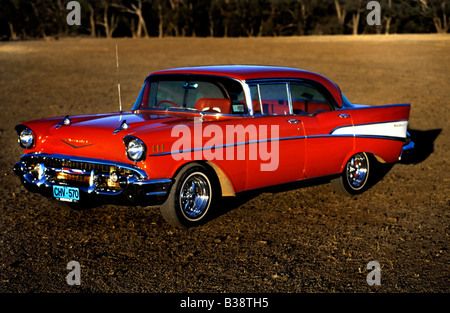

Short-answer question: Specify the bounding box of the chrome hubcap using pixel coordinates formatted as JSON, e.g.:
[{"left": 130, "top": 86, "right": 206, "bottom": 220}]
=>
[
  {"left": 346, "top": 153, "right": 369, "bottom": 189},
  {"left": 180, "top": 173, "right": 211, "bottom": 220}
]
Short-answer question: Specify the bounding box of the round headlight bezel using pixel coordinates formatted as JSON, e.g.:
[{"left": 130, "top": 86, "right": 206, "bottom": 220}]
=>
[
  {"left": 124, "top": 136, "right": 147, "bottom": 162},
  {"left": 18, "top": 127, "right": 35, "bottom": 149}
]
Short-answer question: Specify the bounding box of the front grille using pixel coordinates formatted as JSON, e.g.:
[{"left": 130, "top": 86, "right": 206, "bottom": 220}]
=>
[
  {"left": 21, "top": 154, "right": 140, "bottom": 191},
  {"left": 34, "top": 157, "right": 116, "bottom": 175}
]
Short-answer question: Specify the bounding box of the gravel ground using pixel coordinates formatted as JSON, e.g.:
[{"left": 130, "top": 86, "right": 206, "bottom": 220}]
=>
[{"left": 0, "top": 35, "right": 448, "bottom": 293}]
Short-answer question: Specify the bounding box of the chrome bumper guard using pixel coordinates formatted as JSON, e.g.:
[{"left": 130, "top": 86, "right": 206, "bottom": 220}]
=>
[{"left": 13, "top": 153, "right": 173, "bottom": 205}]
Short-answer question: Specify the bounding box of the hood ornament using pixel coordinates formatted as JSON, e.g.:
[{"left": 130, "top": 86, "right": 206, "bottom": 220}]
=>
[
  {"left": 113, "top": 120, "right": 129, "bottom": 134},
  {"left": 56, "top": 115, "right": 71, "bottom": 129}
]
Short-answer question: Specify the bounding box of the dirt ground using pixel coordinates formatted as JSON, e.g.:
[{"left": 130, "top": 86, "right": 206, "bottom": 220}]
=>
[{"left": 0, "top": 35, "right": 448, "bottom": 294}]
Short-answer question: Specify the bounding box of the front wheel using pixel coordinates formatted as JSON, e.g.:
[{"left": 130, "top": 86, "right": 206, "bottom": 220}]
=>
[
  {"left": 160, "top": 163, "right": 218, "bottom": 227},
  {"left": 331, "top": 152, "right": 370, "bottom": 196}
]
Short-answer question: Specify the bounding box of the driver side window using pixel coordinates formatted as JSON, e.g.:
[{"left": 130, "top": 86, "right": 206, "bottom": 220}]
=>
[
  {"left": 154, "top": 81, "right": 184, "bottom": 107},
  {"left": 148, "top": 81, "right": 231, "bottom": 113}
]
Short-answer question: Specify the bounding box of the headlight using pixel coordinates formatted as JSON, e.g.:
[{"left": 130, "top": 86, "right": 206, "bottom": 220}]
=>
[
  {"left": 18, "top": 127, "right": 34, "bottom": 149},
  {"left": 124, "top": 136, "right": 146, "bottom": 162}
]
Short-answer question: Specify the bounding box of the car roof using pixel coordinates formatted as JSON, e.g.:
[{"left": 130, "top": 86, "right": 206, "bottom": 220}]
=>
[{"left": 148, "top": 65, "right": 343, "bottom": 107}]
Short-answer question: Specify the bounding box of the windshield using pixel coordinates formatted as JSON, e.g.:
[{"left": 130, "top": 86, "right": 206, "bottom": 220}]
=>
[{"left": 132, "top": 75, "right": 247, "bottom": 114}]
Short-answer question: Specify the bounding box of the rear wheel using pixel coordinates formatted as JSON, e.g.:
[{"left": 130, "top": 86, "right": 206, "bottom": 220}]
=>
[
  {"left": 160, "top": 163, "right": 218, "bottom": 227},
  {"left": 331, "top": 152, "right": 370, "bottom": 196}
]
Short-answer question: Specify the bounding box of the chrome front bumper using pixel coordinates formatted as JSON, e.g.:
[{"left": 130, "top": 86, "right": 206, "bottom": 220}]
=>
[{"left": 13, "top": 153, "right": 173, "bottom": 205}]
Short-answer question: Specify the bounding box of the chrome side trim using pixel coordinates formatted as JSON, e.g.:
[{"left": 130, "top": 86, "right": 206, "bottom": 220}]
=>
[
  {"left": 133, "top": 179, "right": 172, "bottom": 186},
  {"left": 330, "top": 120, "right": 409, "bottom": 140},
  {"left": 149, "top": 133, "right": 404, "bottom": 157},
  {"left": 346, "top": 103, "right": 410, "bottom": 110},
  {"left": 146, "top": 191, "right": 168, "bottom": 196},
  {"left": 329, "top": 119, "right": 409, "bottom": 134}
]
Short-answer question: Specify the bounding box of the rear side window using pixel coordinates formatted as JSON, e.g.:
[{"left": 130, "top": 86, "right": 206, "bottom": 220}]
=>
[
  {"left": 290, "top": 83, "right": 332, "bottom": 115},
  {"left": 250, "top": 83, "right": 291, "bottom": 115},
  {"left": 291, "top": 84, "right": 326, "bottom": 102},
  {"left": 249, "top": 81, "right": 332, "bottom": 116}
]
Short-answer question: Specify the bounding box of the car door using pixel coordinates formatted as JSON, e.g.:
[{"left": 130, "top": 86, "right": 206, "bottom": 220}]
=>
[
  {"left": 244, "top": 82, "right": 306, "bottom": 191},
  {"left": 289, "top": 82, "right": 355, "bottom": 178}
]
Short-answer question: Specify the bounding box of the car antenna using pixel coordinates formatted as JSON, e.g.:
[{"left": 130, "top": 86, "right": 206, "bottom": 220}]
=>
[{"left": 115, "top": 43, "right": 122, "bottom": 113}]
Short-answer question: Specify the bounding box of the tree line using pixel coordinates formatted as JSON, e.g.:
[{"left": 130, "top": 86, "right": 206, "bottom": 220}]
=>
[{"left": 1, "top": 0, "right": 449, "bottom": 40}]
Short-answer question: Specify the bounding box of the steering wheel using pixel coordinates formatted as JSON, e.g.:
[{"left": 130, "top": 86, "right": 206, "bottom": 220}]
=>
[{"left": 156, "top": 100, "right": 179, "bottom": 108}]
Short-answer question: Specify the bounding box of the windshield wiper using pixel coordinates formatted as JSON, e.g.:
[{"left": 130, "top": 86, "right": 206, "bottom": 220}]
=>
[{"left": 169, "top": 107, "right": 198, "bottom": 111}]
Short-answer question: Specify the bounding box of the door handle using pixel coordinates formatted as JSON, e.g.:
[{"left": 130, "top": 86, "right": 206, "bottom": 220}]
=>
[
  {"left": 338, "top": 113, "right": 350, "bottom": 119},
  {"left": 287, "top": 119, "right": 301, "bottom": 124}
]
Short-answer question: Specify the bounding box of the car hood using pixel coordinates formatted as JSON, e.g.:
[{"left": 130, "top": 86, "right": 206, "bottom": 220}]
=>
[{"left": 22, "top": 111, "right": 196, "bottom": 162}]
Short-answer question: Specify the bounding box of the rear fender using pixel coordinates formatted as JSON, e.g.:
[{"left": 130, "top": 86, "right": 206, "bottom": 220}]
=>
[{"left": 337, "top": 104, "right": 411, "bottom": 167}]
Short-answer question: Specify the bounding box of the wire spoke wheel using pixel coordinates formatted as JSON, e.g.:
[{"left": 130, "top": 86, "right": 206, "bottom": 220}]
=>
[
  {"left": 179, "top": 173, "right": 211, "bottom": 221},
  {"left": 331, "top": 152, "right": 370, "bottom": 196},
  {"left": 160, "top": 163, "right": 217, "bottom": 228},
  {"left": 345, "top": 153, "right": 369, "bottom": 190}
]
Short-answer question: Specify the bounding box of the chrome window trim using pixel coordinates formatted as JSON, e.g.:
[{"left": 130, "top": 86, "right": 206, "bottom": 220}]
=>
[
  {"left": 287, "top": 82, "right": 293, "bottom": 115},
  {"left": 241, "top": 81, "right": 253, "bottom": 116},
  {"left": 256, "top": 84, "right": 262, "bottom": 114},
  {"left": 133, "top": 108, "right": 249, "bottom": 118}
]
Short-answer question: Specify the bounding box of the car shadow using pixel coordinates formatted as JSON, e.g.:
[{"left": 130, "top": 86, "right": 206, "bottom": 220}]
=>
[
  {"left": 215, "top": 128, "right": 442, "bottom": 219},
  {"left": 215, "top": 176, "right": 335, "bottom": 219},
  {"left": 399, "top": 128, "right": 442, "bottom": 164}
]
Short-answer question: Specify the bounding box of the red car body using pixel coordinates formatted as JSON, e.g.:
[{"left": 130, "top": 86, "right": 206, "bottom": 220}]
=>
[{"left": 14, "top": 65, "right": 413, "bottom": 227}]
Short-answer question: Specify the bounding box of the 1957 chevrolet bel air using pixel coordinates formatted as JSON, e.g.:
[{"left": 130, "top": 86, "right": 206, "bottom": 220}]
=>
[{"left": 13, "top": 65, "right": 414, "bottom": 227}]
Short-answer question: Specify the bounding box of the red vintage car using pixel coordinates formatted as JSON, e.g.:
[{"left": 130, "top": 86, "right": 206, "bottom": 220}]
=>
[{"left": 14, "top": 65, "right": 413, "bottom": 227}]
